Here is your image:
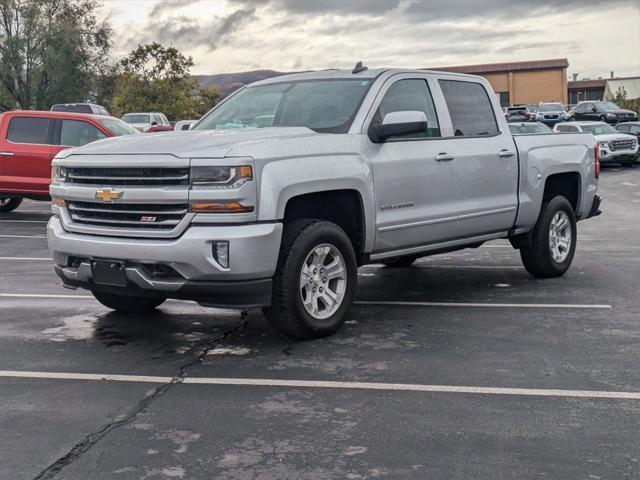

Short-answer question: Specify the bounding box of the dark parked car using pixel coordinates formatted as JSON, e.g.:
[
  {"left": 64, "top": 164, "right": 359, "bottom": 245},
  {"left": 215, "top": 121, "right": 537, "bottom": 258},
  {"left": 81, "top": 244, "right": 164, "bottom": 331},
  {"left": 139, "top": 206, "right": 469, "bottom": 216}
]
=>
[
  {"left": 51, "top": 103, "right": 111, "bottom": 116},
  {"left": 567, "top": 101, "right": 637, "bottom": 124},
  {"left": 616, "top": 122, "right": 640, "bottom": 141}
]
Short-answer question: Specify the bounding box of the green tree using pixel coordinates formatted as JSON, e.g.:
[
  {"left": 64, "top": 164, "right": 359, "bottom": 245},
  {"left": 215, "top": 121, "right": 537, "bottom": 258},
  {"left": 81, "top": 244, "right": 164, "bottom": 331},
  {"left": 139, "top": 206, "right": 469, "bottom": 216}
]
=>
[
  {"left": 112, "top": 42, "right": 219, "bottom": 120},
  {"left": 610, "top": 86, "right": 640, "bottom": 115},
  {"left": 0, "top": 0, "right": 113, "bottom": 111}
]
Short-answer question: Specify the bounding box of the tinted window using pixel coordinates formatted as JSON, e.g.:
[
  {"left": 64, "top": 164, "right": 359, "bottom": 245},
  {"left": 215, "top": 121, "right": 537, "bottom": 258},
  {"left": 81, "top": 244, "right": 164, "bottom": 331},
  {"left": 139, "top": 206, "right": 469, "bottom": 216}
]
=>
[
  {"left": 630, "top": 126, "right": 640, "bottom": 134},
  {"left": 439, "top": 80, "right": 499, "bottom": 136},
  {"left": 575, "top": 104, "right": 587, "bottom": 113},
  {"left": 180, "top": 123, "right": 191, "bottom": 130},
  {"left": 581, "top": 124, "right": 617, "bottom": 135},
  {"left": 374, "top": 79, "right": 440, "bottom": 138},
  {"left": 555, "top": 125, "right": 574, "bottom": 132},
  {"left": 122, "top": 114, "right": 151, "bottom": 124},
  {"left": 60, "top": 120, "right": 107, "bottom": 146},
  {"left": 7, "top": 117, "right": 51, "bottom": 144},
  {"left": 508, "top": 123, "right": 552, "bottom": 134},
  {"left": 617, "top": 125, "right": 630, "bottom": 133}
]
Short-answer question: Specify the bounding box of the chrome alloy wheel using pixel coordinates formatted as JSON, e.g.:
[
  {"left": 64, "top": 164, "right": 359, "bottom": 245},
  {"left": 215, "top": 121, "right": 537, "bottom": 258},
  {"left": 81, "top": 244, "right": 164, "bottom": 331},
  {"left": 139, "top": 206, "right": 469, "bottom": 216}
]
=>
[
  {"left": 548, "top": 211, "right": 572, "bottom": 263},
  {"left": 299, "top": 243, "right": 346, "bottom": 320}
]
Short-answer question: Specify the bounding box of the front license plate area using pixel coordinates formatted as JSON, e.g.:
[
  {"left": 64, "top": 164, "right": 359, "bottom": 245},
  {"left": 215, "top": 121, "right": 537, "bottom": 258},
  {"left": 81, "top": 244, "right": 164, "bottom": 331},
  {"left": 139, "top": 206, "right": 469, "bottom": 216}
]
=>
[{"left": 92, "top": 260, "right": 128, "bottom": 287}]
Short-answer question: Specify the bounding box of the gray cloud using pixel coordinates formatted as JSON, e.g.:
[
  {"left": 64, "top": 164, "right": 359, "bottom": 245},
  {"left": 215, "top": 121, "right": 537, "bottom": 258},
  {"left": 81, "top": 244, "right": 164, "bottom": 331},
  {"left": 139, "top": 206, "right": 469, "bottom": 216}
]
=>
[{"left": 124, "top": 7, "right": 256, "bottom": 52}]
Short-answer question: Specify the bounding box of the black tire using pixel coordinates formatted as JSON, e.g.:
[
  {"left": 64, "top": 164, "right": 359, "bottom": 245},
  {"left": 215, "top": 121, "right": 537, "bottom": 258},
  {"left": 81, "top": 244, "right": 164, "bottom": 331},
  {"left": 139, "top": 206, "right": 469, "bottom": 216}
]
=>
[
  {"left": 599, "top": 115, "right": 606, "bottom": 122},
  {"left": 263, "top": 219, "right": 357, "bottom": 339},
  {"left": 92, "top": 291, "right": 165, "bottom": 313},
  {"left": 382, "top": 255, "right": 419, "bottom": 267},
  {"left": 568, "top": 117, "right": 575, "bottom": 122},
  {"left": 0, "top": 197, "right": 22, "bottom": 213},
  {"left": 520, "top": 196, "right": 577, "bottom": 278}
]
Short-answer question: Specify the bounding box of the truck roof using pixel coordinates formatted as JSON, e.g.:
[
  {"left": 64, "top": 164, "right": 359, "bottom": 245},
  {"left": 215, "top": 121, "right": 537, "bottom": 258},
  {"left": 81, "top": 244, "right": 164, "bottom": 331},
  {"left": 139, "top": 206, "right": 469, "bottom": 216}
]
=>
[
  {"left": 251, "top": 68, "right": 485, "bottom": 86},
  {"left": 0, "top": 109, "right": 111, "bottom": 120}
]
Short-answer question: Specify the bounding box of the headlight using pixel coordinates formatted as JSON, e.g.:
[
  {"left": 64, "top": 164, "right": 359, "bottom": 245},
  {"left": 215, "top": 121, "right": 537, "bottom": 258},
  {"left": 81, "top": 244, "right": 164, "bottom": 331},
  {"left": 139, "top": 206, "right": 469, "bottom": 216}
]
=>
[
  {"left": 190, "top": 166, "right": 253, "bottom": 190},
  {"left": 597, "top": 141, "right": 610, "bottom": 149},
  {"left": 51, "top": 166, "right": 67, "bottom": 185}
]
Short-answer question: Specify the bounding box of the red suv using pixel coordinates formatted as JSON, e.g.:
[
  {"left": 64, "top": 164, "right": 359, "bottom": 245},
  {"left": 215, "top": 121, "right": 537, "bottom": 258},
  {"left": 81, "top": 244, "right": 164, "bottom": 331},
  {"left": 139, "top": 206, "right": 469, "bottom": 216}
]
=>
[{"left": 0, "top": 110, "right": 136, "bottom": 212}]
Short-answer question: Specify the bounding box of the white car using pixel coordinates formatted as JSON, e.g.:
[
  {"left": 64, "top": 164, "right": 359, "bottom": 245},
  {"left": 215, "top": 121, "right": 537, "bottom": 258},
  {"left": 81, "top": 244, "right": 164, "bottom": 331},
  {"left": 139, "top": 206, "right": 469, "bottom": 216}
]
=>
[
  {"left": 174, "top": 120, "right": 197, "bottom": 131},
  {"left": 121, "top": 112, "right": 170, "bottom": 132},
  {"left": 554, "top": 121, "right": 639, "bottom": 166}
]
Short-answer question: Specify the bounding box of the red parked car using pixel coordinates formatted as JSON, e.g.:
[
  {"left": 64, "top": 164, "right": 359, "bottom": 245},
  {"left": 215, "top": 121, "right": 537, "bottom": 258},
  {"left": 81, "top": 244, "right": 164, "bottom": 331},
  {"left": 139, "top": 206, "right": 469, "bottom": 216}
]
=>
[{"left": 0, "top": 110, "right": 136, "bottom": 212}]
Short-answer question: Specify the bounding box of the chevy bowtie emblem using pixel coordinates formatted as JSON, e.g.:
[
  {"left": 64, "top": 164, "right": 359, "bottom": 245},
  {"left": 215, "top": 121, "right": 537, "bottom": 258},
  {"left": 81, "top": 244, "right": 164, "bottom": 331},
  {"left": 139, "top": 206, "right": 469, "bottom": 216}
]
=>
[{"left": 95, "top": 188, "right": 122, "bottom": 203}]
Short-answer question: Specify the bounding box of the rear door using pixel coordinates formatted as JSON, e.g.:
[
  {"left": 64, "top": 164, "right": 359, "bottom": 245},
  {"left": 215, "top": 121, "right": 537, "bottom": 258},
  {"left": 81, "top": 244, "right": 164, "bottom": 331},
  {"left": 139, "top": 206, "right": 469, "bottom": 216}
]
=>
[
  {"left": 0, "top": 115, "right": 54, "bottom": 195},
  {"left": 367, "top": 74, "right": 459, "bottom": 251},
  {"left": 435, "top": 78, "right": 518, "bottom": 238}
]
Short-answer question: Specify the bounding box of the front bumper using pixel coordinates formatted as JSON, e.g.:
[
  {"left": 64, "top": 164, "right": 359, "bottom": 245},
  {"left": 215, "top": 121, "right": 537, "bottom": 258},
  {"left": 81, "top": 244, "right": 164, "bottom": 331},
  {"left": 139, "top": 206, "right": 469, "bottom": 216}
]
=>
[
  {"left": 599, "top": 150, "right": 640, "bottom": 164},
  {"left": 48, "top": 216, "right": 283, "bottom": 307}
]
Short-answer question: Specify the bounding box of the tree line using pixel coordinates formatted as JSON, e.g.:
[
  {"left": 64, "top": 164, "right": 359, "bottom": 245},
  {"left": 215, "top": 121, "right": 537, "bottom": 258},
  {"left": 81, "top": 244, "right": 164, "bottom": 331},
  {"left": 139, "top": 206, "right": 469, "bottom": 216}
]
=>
[{"left": 0, "top": 0, "right": 219, "bottom": 120}]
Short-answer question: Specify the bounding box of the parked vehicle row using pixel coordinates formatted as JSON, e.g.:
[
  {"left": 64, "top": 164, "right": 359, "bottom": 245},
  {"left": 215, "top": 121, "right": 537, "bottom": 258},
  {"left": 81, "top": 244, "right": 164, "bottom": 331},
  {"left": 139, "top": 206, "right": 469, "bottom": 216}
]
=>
[{"left": 505, "top": 101, "right": 638, "bottom": 126}]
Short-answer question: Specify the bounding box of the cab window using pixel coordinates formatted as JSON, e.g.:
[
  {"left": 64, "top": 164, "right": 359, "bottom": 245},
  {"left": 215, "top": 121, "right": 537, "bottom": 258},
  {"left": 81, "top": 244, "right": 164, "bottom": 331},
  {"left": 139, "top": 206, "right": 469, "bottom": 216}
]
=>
[
  {"left": 439, "top": 80, "right": 499, "bottom": 137},
  {"left": 374, "top": 79, "right": 440, "bottom": 139},
  {"left": 59, "top": 120, "right": 107, "bottom": 147},
  {"left": 7, "top": 117, "right": 52, "bottom": 144}
]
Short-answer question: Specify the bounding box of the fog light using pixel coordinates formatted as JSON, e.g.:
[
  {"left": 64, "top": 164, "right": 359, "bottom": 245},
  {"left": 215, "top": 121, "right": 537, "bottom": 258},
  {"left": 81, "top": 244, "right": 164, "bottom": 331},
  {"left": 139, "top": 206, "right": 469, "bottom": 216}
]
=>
[{"left": 213, "top": 241, "right": 229, "bottom": 269}]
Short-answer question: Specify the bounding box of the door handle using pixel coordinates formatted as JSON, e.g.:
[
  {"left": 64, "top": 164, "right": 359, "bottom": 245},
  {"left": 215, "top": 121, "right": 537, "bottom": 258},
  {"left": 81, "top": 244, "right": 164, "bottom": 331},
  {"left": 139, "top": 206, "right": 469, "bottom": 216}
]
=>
[
  {"left": 0, "top": 151, "right": 15, "bottom": 157},
  {"left": 435, "top": 153, "right": 455, "bottom": 162},
  {"left": 498, "top": 149, "right": 515, "bottom": 158}
]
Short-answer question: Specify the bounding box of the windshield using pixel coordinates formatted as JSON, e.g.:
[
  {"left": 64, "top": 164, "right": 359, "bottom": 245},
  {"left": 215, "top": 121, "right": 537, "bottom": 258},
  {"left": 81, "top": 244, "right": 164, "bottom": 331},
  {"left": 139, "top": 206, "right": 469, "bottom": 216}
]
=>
[
  {"left": 537, "top": 103, "right": 563, "bottom": 112},
  {"left": 122, "top": 114, "right": 151, "bottom": 124},
  {"left": 509, "top": 123, "right": 552, "bottom": 134},
  {"left": 99, "top": 118, "right": 137, "bottom": 136},
  {"left": 599, "top": 101, "right": 620, "bottom": 110},
  {"left": 581, "top": 124, "right": 618, "bottom": 135},
  {"left": 193, "top": 79, "right": 373, "bottom": 133}
]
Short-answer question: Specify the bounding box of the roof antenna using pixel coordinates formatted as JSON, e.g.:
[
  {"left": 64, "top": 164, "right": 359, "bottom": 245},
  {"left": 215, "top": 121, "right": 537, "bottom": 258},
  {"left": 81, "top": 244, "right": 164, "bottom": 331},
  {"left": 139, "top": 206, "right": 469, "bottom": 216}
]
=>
[{"left": 352, "top": 61, "right": 368, "bottom": 74}]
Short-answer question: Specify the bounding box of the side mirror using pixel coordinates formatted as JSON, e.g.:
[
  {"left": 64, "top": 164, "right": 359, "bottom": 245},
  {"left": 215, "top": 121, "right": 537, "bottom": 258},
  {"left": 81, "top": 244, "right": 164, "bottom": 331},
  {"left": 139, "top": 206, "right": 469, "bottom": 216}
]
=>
[
  {"left": 151, "top": 121, "right": 158, "bottom": 126},
  {"left": 369, "top": 111, "right": 428, "bottom": 143}
]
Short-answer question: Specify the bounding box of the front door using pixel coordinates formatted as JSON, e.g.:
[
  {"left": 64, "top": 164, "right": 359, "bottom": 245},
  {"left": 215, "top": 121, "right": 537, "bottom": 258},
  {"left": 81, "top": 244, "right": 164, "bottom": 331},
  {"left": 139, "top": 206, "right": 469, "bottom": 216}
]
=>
[{"left": 368, "top": 76, "right": 459, "bottom": 252}]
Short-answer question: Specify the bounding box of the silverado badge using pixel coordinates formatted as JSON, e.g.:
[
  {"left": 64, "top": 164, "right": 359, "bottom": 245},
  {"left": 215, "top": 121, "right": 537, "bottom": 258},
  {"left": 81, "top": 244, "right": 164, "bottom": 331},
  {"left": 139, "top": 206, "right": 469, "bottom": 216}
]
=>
[{"left": 95, "top": 188, "right": 122, "bottom": 203}]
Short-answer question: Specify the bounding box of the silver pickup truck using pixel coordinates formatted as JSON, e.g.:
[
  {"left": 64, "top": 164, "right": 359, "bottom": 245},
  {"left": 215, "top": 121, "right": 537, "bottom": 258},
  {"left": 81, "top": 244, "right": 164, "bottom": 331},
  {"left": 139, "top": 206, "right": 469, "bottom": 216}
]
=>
[{"left": 48, "top": 67, "right": 602, "bottom": 339}]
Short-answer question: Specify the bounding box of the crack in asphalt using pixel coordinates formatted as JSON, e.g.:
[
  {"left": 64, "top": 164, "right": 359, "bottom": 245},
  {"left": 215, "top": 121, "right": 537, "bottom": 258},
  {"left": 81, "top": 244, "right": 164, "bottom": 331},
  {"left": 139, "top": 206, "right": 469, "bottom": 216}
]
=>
[{"left": 32, "top": 312, "right": 249, "bottom": 480}]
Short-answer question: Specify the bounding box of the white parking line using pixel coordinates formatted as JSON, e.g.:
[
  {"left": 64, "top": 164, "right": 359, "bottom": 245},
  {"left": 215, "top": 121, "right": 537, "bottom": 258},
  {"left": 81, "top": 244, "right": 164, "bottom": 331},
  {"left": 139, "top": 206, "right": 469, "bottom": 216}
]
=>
[
  {"left": 1, "top": 370, "right": 639, "bottom": 400},
  {"left": 0, "top": 219, "right": 48, "bottom": 223},
  {"left": 0, "top": 293, "right": 612, "bottom": 310},
  {"left": 355, "top": 301, "right": 612, "bottom": 309},
  {"left": 0, "top": 293, "right": 93, "bottom": 299},
  {"left": 0, "top": 257, "right": 51, "bottom": 261},
  {"left": 0, "top": 235, "right": 47, "bottom": 239}
]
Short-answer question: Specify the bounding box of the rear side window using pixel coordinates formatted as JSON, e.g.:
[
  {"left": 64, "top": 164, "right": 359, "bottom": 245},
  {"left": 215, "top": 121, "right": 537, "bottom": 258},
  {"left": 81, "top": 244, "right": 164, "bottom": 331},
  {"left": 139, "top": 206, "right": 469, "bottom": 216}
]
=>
[
  {"left": 617, "top": 125, "right": 629, "bottom": 133},
  {"left": 7, "top": 117, "right": 52, "bottom": 144},
  {"left": 60, "top": 120, "right": 107, "bottom": 147},
  {"left": 439, "top": 80, "right": 499, "bottom": 137},
  {"left": 375, "top": 79, "right": 440, "bottom": 139}
]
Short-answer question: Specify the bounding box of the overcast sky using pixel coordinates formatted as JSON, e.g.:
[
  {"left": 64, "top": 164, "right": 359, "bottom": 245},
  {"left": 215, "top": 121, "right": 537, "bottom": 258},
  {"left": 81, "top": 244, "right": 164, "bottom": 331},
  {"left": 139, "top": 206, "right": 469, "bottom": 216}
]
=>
[{"left": 101, "top": 0, "right": 640, "bottom": 79}]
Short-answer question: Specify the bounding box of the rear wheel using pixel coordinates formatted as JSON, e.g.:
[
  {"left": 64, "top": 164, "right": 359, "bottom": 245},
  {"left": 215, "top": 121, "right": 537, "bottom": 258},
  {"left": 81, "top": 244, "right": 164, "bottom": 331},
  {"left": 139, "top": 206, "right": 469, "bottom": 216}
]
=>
[
  {"left": 263, "top": 220, "right": 357, "bottom": 339},
  {"left": 520, "top": 196, "right": 577, "bottom": 278},
  {"left": 382, "top": 255, "right": 419, "bottom": 267},
  {"left": 92, "top": 291, "right": 166, "bottom": 313},
  {"left": 0, "top": 196, "right": 22, "bottom": 213}
]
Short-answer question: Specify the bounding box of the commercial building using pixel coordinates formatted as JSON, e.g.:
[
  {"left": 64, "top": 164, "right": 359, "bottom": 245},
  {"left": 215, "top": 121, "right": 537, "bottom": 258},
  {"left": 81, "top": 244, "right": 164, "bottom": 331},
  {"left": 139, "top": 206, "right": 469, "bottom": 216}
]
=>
[
  {"left": 569, "top": 76, "right": 640, "bottom": 104},
  {"left": 432, "top": 58, "right": 569, "bottom": 107}
]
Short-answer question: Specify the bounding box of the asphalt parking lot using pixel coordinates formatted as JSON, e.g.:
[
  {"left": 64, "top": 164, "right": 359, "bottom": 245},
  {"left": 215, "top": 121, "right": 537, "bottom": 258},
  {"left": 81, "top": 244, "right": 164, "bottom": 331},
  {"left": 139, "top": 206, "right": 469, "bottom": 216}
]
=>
[{"left": 1, "top": 166, "right": 639, "bottom": 480}]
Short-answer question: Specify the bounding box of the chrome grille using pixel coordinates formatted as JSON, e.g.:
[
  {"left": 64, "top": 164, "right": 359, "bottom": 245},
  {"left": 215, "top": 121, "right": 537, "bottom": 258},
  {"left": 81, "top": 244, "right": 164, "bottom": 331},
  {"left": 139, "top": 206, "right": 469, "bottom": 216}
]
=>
[
  {"left": 67, "top": 201, "right": 188, "bottom": 230},
  {"left": 65, "top": 167, "right": 189, "bottom": 187},
  {"left": 610, "top": 139, "right": 636, "bottom": 151}
]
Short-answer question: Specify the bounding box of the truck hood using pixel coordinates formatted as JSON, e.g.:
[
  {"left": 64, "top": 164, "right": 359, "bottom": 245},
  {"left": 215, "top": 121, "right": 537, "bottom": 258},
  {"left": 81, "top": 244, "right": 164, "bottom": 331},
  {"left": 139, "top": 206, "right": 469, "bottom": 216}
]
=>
[
  {"left": 593, "top": 133, "right": 636, "bottom": 142},
  {"left": 62, "top": 127, "right": 318, "bottom": 158}
]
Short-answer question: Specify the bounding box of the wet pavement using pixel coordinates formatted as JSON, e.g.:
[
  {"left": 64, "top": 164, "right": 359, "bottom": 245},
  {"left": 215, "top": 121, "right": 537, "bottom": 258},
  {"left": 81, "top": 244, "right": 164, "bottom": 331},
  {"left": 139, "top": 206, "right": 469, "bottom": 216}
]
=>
[{"left": 1, "top": 166, "right": 639, "bottom": 479}]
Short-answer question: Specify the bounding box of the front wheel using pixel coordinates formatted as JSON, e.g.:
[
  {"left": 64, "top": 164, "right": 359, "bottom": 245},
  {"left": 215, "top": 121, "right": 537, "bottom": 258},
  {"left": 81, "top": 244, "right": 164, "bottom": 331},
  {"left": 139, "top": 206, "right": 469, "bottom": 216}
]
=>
[
  {"left": 263, "top": 220, "right": 357, "bottom": 339},
  {"left": 92, "top": 291, "right": 166, "bottom": 313},
  {"left": 0, "top": 196, "right": 22, "bottom": 213},
  {"left": 520, "top": 196, "right": 577, "bottom": 278}
]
